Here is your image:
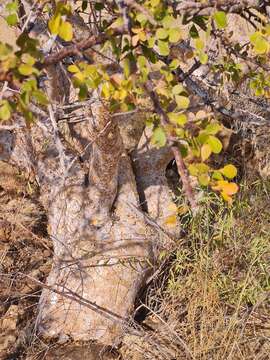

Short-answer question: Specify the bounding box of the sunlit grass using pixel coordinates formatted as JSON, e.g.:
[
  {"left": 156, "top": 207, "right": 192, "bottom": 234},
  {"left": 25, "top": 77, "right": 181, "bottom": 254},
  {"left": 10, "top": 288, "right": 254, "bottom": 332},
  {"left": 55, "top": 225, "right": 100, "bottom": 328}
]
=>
[{"left": 149, "top": 178, "right": 270, "bottom": 359}]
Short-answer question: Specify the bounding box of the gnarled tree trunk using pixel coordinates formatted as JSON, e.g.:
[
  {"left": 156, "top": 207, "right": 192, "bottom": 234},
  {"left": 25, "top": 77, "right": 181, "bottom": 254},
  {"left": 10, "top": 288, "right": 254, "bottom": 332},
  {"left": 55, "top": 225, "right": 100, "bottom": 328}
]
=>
[{"left": 0, "top": 13, "right": 176, "bottom": 339}]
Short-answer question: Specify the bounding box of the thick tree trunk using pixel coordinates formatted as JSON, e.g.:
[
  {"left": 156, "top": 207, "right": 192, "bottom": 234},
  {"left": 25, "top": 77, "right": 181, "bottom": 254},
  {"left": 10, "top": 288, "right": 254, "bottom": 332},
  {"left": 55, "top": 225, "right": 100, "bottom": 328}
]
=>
[
  {"left": 0, "top": 10, "right": 176, "bottom": 345},
  {"left": 37, "top": 104, "right": 153, "bottom": 344}
]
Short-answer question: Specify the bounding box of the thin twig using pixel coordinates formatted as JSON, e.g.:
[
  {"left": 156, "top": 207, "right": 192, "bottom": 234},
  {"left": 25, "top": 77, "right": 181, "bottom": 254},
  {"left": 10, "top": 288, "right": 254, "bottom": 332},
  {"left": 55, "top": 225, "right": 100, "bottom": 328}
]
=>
[{"left": 0, "top": 124, "right": 24, "bottom": 131}]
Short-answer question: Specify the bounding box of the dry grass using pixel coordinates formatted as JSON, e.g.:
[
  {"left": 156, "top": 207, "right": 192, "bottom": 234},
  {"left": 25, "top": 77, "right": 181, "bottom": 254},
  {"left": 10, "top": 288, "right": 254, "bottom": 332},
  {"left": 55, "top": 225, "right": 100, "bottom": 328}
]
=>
[{"left": 133, "top": 178, "right": 270, "bottom": 360}]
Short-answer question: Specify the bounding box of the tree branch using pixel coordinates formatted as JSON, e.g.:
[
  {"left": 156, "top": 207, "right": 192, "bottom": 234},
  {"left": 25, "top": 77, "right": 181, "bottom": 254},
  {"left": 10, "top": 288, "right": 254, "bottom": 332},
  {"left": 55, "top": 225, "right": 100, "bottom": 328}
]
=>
[
  {"left": 176, "top": 0, "right": 260, "bottom": 15},
  {"left": 41, "top": 27, "right": 126, "bottom": 67}
]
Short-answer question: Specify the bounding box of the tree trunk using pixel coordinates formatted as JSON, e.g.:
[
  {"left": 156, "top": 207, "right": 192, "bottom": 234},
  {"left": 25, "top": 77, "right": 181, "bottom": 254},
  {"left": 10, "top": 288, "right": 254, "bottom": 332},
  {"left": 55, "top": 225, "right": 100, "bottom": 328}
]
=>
[{"left": 0, "top": 11, "right": 177, "bottom": 345}]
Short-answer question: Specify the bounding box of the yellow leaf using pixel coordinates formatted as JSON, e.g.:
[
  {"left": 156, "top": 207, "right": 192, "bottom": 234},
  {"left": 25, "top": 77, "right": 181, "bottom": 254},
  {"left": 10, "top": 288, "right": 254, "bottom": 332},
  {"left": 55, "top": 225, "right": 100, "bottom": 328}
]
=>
[
  {"left": 212, "top": 180, "right": 239, "bottom": 195},
  {"left": 59, "top": 21, "right": 73, "bottom": 41},
  {"left": 222, "top": 182, "right": 239, "bottom": 195},
  {"left": 68, "top": 64, "right": 79, "bottom": 73},
  {"left": 201, "top": 143, "right": 212, "bottom": 161},
  {"left": 164, "top": 214, "right": 177, "bottom": 227},
  {"left": 48, "top": 14, "right": 61, "bottom": 35},
  {"left": 175, "top": 95, "right": 190, "bottom": 109},
  {"left": 198, "top": 174, "right": 210, "bottom": 186},
  {"left": 195, "top": 38, "right": 204, "bottom": 51},
  {"left": 168, "top": 112, "right": 187, "bottom": 125},
  {"left": 18, "top": 63, "right": 33, "bottom": 76},
  {"left": 139, "top": 31, "right": 147, "bottom": 42},
  {"left": 220, "top": 164, "right": 237, "bottom": 179},
  {"left": 221, "top": 191, "right": 233, "bottom": 205},
  {"left": 169, "top": 28, "right": 181, "bottom": 43}
]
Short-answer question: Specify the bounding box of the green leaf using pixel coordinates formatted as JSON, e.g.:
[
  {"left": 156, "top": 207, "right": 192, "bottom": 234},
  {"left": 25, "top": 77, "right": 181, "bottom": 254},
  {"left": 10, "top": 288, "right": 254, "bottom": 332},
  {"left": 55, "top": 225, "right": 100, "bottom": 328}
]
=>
[
  {"left": 48, "top": 14, "right": 61, "bottom": 35},
  {"left": 220, "top": 164, "right": 237, "bottom": 179},
  {"left": 198, "top": 174, "right": 210, "bottom": 186},
  {"left": 162, "top": 15, "right": 174, "bottom": 28},
  {"left": 168, "top": 112, "right": 187, "bottom": 126},
  {"left": 250, "top": 32, "right": 269, "bottom": 54},
  {"left": 123, "top": 58, "right": 130, "bottom": 78},
  {"left": 148, "top": 36, "right": 155, "bottom": 48},
  {"left": 21, "top": 53, "right": 35, "bottom": 66},
  {"left": 0, "top": 101, "right": 11, "bottom": 121},
  {"left": 68, "top": 64, "right": 80, "bottom": 73},
  {"left": 59, "top": 21, "right": 73, "bottom": 41},
  {"left": 101, "top": 82, "right": 111, "bottom": 99},
  {"left": 189, "top": 163, "right": 209, "bottom": 176},
  {"left": 195, "top": 38, "right": 204, "bottom": 51},
  {"left": 6, "top": 1, "right": 18, "bottom": 13},
  {"left": 190, "top": 24, "right": 199, "bottom": 38},
  {"left": 94, "top": 2, "right": 104, "bottom": 10},
  {"left": 158, "top": 40, "right": 170, "bottom": 56},
  {"left": 110, "top": 17, "right": 124, "bottom": 30},
  {"left": 138, "top": 55, "right": 147, "bottom": 69},
  {"left": 151, "top": 0, "right": 160, "bottom": 6},
  {"left": 172, "top": 84, "right": 184, "bottom": 95},
  {"left": 250, "top": 32, "right": 260, "bottom": 45},
  {"left": 32, "top": 90, "right": 49, "bottom": 105},
  {"left": 170, "top": 59, "right": 181, "bottom": 70},
  {"left": 196, "top": 163, "right": 209, "bottom": 174},
  {"left": 254, "top": 38, "right": 269, "bottom": 54},
  {"left": 175, "top": 95, "right": 190, "bottom": 109},
  {"left": 151, "top": 127, "right": 167, "bottom": 147},
  {"left": 213, "top": 11, "right": 227, "bottom": 29},
  {"left": 199, "top": 52, "right": 208, "bottom": 64},
  {"left": 18, "top": 64, "right": 34, "bottom": 76},
  {"left": 212, "top": 171, "right": 223, "bottom": 180},
  {"left": 21, "top": 79, "right": 37, "bottom": 92},
  {"left": 156, "top": 28, "right": 168, "bottom": 40},
  {"left": 137, "top": 13, "right": 147, "bottom": 24},
  {"left": 179, "top": 144, "right": 188, "bottom": 157},
  {"left": 188, "top": 164, "right": 199, "bottom": 176},
  {"left": 6, "top": 13, "right": 18, "bottom": 26},
  {"left": 205, "top": 123, "right": 221, "bottom": 135},
  {"left": 175, "top": 128, "right": 185, "bottom": 138},
  {"left": 169, "top": 28, "right": 181, "bottom": 43},
  {"left": 78, "top": 84, "right": 88, "bottom": 100},
  {"left": 207, "top": 135, "right": 223, "bottom": 154}
]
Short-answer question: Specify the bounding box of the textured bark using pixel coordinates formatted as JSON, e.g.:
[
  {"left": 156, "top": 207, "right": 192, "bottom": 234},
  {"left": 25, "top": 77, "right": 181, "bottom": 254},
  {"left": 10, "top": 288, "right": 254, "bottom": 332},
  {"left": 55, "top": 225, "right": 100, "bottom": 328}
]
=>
[
  {"left": 0, "top": 103, "right": 153, "bottom": 345},
  {"left": 0, "top": 10, "right": 174, "bottom": 345},
  {"left": 131, "top": 127, "right": 180, "bottom": 240},
  {"left": 37, "top": 142, "right": 152, "bottom": 344},
  {"left": 35, "top": 98, "right": 152, "bottom": 344}
]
